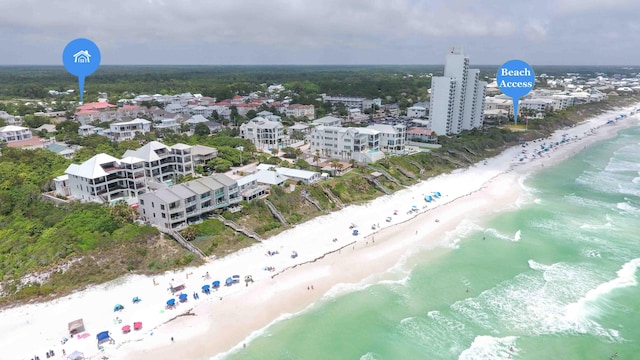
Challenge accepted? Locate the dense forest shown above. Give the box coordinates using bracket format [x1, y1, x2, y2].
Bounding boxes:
[1, 65, 637, 105]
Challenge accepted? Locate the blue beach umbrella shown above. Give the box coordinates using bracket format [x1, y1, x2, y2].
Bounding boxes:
[179, 293, 188, 302]
[202, 284, 210, 292]
[212, 280, 221, 288]
[225, 277, 233, 286]
[166, 299, 176, 306]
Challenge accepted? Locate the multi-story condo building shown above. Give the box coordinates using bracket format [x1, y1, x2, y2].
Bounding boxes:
[367, 124, 407, 154]
[309, 125, 385, 163]
[239, 117, 284, 149]
[429, 47, 487, 135]
[0, 125, 33, 143]
[109, 118, 152, 141]
[64, 153, 148, 204]
[137, 174, 241, 230]
[321, 96, 382, 112]
[285, 104, 315, 119]
[407, 106, 427, 118]
[122, 141, 195, 184]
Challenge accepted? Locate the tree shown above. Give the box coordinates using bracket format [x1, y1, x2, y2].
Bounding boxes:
[181, 226, 198, 241]
[246, 109, 257, 120]
[194, 122, 211, 137]
[271, 147, 279, 157]
[313, 150, 320, 168]
[294, 148, 303, 159]
[210, 110, 220, 121]
[109, 201, 139, 224]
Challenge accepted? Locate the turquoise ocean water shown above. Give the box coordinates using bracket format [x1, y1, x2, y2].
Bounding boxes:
[222, 125, 640, 360]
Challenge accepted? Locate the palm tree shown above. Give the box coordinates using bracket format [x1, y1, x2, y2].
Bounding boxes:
[330, 159, 340, 175]
[294, 148, 303, 159]
[313, 149, 320, 168]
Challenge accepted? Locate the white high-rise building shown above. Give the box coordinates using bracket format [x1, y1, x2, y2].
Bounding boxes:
[429, 47, 487, 135]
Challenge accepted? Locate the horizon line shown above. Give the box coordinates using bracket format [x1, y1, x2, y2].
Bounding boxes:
[0, 64, 639, 68]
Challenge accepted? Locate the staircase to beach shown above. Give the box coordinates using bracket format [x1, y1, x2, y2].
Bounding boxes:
[409, 160, 426, 175]
[301, 190, 323, 211]
[264, 199, 289, 226]
[164, 230, 206, 259]
[364, 175, 391, 195]
[320, 185, 344, 209]
[210, 214, 263, 242]
[365, 165, 403, 186]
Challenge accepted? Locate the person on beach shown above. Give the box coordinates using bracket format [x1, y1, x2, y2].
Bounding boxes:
[171, 337, 174, 343]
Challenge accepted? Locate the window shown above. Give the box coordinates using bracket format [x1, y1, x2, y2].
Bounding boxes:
[162, 213, 166, 218]
[161, 204, 165, 210]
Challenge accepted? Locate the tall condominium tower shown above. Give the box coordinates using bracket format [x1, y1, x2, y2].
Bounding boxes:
[429, 47, 487, 135]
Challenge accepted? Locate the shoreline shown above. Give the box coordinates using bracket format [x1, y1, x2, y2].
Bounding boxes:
[2, 104, 639, 360]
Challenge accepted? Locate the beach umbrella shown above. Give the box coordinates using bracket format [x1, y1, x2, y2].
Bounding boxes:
[232, 275, 240, 283]
[179, 293, 188, 302]
[226, 277, 234, 286]
[202, 284, 210, 293]
[425, 195, 433, 202]
[113, 304, 124, 312]
[133, 322, 143, 330]
[132, 296, 141, 304]
[212, 280, 221, 288]
[121, 325, 131, 333]
[166, 299, 176, 306]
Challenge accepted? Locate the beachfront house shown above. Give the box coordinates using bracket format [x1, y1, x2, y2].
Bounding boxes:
[309, 125, 385, 163]
[64, 153, 148, 204]
[137, 174, 241, 230]
[122, 141, 194, 185]
[239, 117, 284, 149]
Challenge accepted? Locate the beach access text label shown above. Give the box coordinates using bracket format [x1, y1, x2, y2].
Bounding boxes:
[497, 59, 534, 125]
[62, 38, 101, 104]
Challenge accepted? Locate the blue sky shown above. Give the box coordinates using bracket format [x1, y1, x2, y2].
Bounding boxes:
[1, 0, 639, 65]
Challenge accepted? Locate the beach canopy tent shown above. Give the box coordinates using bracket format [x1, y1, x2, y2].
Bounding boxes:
[179, 293, 188, 302]
[68, 319, 85, 335]
[212, 280, 221, 288]
[225, 277, 233, 286]
[166, 299, 176, 306]
[68, 350, 84, 360]
[96, 331, 111, 344]
[133, 322, 143, 330]
[113, 304, 124, 312]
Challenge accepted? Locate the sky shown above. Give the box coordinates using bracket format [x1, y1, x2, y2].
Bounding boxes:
[1, 0, 639, 66]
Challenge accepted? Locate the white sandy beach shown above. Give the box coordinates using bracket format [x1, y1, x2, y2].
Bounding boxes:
[1, 104, 639, 360]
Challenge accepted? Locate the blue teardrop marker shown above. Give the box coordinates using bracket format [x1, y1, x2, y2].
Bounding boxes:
[497, 60, 534, 125]
[62, 38, 101, 104]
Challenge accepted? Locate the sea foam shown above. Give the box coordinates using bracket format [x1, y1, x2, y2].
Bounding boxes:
[458, 335, 518, 360]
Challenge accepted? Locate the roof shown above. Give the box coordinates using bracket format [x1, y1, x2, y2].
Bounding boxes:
[236, 173, 257, 187]
[191, 144, 217, 156]
[368, 124, 403, 133]
[169, 184, 196, 199]
[196, 176, 225, 190]
[153, 188, 181, 203]
[289, 124, 309, 130]
[119, 156, 145, 164]
[313, 116, 342, 125]
[210, 173, 236, 187]
[186, 115, 208, 124]
[0, 125, 28, 132]
[254, 169, 287, 185]
[407, 127, 434, 135]
[275, 167, 318, 180]
[170, 143, 192, 150]
[65, 153, 121, 179]
[183, 179, 210, 194]
[122, 141, 169, 162]
[112, 118, 151, 126]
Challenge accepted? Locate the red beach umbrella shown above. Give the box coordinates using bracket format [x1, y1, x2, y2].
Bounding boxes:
[122, 325, 131, 333]
[133, 322, 143, 330]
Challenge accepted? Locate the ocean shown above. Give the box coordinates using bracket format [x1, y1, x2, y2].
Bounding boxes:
[222, 125, 640, 360]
